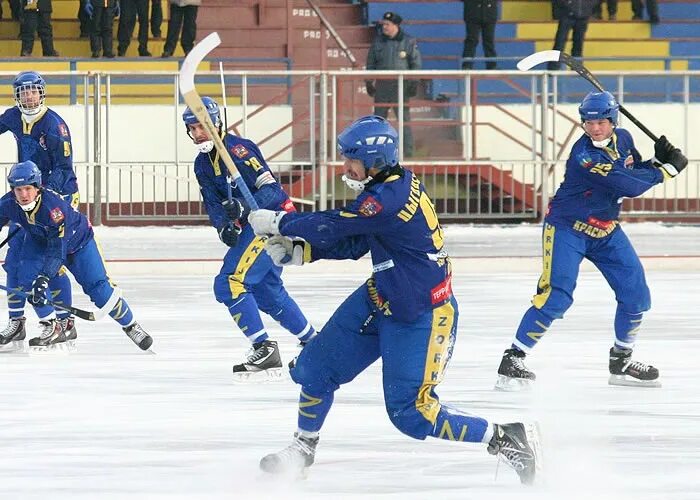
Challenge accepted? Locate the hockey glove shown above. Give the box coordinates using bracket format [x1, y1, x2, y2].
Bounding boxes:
[83, 1, 93, 17]
[365, 80, 376, 97]
[29, 274, 50, 306]
[222, 197, 249, 222]
[265, 235, 306, 266]
[653, 135, 675, 164]
[655, 148, 688, 180]
[248, 209, 286, 236]
[218, 222, 241, 247]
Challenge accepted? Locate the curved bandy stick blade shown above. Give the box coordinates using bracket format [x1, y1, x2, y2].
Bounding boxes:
[517, 50, 561, 71]
[179, 32, 221, 94]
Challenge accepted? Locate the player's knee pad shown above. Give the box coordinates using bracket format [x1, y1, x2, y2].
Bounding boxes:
[255, 288, 290, 317]
[82, 279, 115, 308]
[213, 273, 246, 304]
[537, 286, 574, 319]
[290, 350, 340, 394]
[618, 288, 651, 313]
[385, 403, 431, 440]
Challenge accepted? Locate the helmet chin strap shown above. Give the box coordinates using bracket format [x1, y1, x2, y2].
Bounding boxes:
[591, 135, 613, 149]
[342, 174, 373, 192]
[18, 193, 40, 212]
[21, 104, 46, 122]
[196, 140, 214, 153]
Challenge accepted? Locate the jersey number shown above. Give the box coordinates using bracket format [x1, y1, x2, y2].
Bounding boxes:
[420, 192, 444, 250]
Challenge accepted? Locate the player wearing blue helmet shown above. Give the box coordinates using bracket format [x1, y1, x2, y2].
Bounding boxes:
[496, 91, 688, 390]
[182, 96, 316, 381]
[249, 115, 541, 483]
[0, 72, 81, 348]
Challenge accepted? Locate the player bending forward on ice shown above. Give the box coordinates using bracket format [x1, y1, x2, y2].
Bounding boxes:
[249, 116, 542, 484]
[183, 96, 315, 380]
[0, 161, 153, 350]
[496, 91, 688, 390]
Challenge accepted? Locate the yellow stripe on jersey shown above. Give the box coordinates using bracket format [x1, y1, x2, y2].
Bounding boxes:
[339, 211, 357, 218]
[415, 301, 455, 424]
[437, 420, 469, 441]
[532, 223, 555, 309]
[298, 390, 323, 419]
[228, 236, 266, 298]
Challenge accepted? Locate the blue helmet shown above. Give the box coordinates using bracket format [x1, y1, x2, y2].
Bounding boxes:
[182, 96, 221, 130]
[8, 161, 42, 188]
[579, 91, 619, 126]
[337, 115, 399, 171]
[13, 71, 46, 115]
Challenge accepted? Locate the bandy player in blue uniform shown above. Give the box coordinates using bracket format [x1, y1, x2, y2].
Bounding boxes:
[496, 91, 688, 390]
[249, 116, 541, 484]
[183, 96, 315, 380]
[0, 71, 80, 346]
[0, 161, 152, 350]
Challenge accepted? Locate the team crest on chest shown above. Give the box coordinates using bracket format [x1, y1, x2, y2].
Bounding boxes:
[58, 124, 69, 137]
[231, 145, 249, 159]
[50, 207, 64, 223]
[39, 134, 47, 150]
[358, 196, 382, 217]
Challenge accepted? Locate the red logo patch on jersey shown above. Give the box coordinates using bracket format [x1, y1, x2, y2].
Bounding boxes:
[231, 145, 249, 159]
[58, 124, 69, 137]
[50, 207, 64, 223]
[358, 196, 382, 217]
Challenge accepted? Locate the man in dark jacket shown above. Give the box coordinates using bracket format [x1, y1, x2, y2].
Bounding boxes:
[632, 0, 659, 24]
[548, 0, 597, 70]
[365, 11, 421, 157]
[461, 0, 499, 70]
[19, 0, 58, 56]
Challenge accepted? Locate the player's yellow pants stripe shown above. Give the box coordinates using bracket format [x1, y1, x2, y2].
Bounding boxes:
[298, 390, 323, 419]
[532, 223, 555, 309]
[416, 301, 455, 424]
[228, 236, 265, 299]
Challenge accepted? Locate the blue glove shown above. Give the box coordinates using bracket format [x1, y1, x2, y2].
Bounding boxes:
[83, 1, 93, 18]
[29, 274, 50, 306]
[222, 197, 249, 222]
[218, 222, 241, 247]
[114, 1, 120, 17]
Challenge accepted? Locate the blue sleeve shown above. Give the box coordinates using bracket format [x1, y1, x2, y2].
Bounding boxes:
[38, 203, 69, 278]
[194, 160, 228, 230]
[309, 235, 370, 261]
[44, 118, 74, 194]
[254, 183, 288, 210]
[575, 149, 663, 198]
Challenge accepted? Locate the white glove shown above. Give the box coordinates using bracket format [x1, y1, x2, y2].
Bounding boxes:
[265, 235, 305, 266]
[248, 209, 286, 235]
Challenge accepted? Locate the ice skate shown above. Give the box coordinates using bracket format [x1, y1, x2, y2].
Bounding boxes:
[608, 347, 660, 388]
[495, 348, 536, 391]
[59, 316, 78, 341]
[0, 316, 26, 352]
[123, 322, 153, 350]
[487, 422, 542, 485]
[28, 319, 67, 350]
[260, 432, 319, 476]
[232, 339, 283, 382]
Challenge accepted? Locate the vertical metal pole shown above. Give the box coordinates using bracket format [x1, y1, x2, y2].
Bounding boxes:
[242, 74, 248, 138]
[309, 75, 316, 206]
[540, 73, 550, 222]
[174, 75, 180, 165]
[683, 74, 689, 153]
[92, 74, 102, 226]
[397, 72, 404, 161]
[463, 74, 470, 161]
[319, 73, 328, 210]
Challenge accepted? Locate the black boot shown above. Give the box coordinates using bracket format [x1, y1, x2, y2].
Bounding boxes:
[609, 347, 660, 387]
[487, 423, 542, 485]
[495, 348, 535, 390]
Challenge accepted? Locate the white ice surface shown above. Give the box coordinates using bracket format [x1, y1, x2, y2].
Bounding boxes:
[1, 223, 699, 499]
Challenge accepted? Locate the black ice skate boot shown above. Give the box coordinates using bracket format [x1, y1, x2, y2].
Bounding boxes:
[59, 316, 78, 341]
[608, 347, 660, 387]
[495, 348, 536, 391]
[487, 422, 542, 485]
[232, 339, 283, 381]
[28, 319, 67, 347]
[260, 432, 319, 476]
[123, 322, 153, 350]
[0, 316, 26, 351]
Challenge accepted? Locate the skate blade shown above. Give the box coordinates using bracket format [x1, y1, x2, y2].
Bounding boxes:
[232, 367, 285, 383]
[494, 375, 533, 392]
[0, 340, 27, 354]
[29, 340, 76, 354]
[608, 374, 661, 388]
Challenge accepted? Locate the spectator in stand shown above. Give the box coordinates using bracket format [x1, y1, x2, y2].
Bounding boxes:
[365, 11, 421, 157]
[150, 0, 162, 37]
[461, 0, 499, 70]
[593, 0, 617, 20]
[117, 0, 152, 56]
[632, 0, 659, 24]
[548, 0, 597, 70]
[160, 0, 199, 58]
[19, 0, 59, 56]
[85, 0, 119, 58]
[1, 0, 22, 20]
[77, 0, 90, 37]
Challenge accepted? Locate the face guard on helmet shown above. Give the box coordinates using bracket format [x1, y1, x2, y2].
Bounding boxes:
[337, 115, 399, 192]
[182, 96, 222, 154]
[8, 160, 42, 212]
[13, 71, 46, 117]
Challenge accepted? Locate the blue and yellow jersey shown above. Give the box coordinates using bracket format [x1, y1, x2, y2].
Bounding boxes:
[0, 107, 78, 196]
[0, 189, 92, 278]
[278, 168, 452, 323]
[193, 133, 294, 231]
[546, 128, 664, 238]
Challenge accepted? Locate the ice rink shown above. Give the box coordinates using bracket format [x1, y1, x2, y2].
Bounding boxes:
[1, 223, 699, 500]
